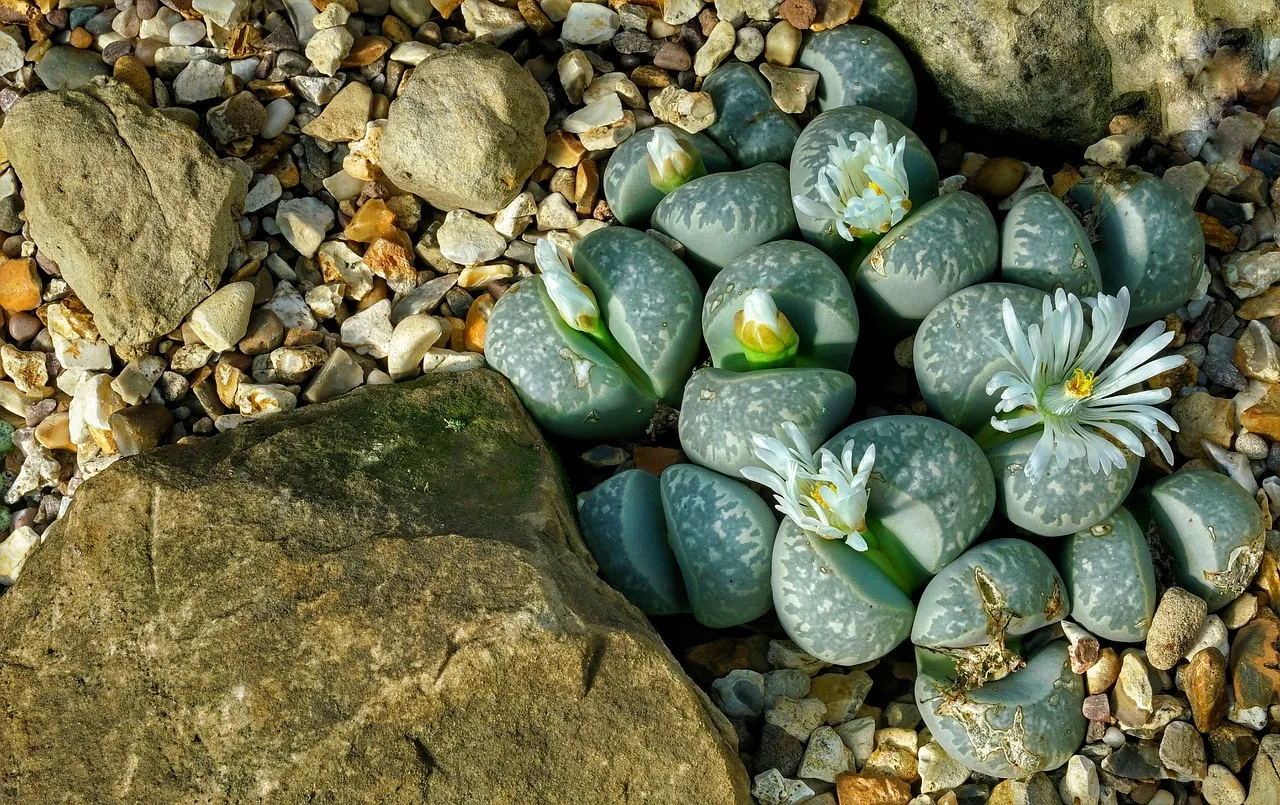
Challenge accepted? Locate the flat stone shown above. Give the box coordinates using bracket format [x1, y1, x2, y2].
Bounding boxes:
[34, 46, 110, 90]
[0, 372, 752, 802]
[1244, 734, 1279, 805]
[3, 80, 247, 346]
[188, 281, 255, 353]
[561, 2, 618, 44]
[437, 210, 506, 265]
[764, 696, 827, 742]
[301, 82, 372, 143]
[275, 197, 334, 258]
[758, 63, 818, 114]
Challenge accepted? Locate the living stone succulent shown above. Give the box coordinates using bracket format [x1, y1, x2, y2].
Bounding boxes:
[601, 125, 734, 227]
[1001, 190, 1103, 297]
[795, 25, 919, 123]
[702, 62, 801, 168]
[703, 240, 859, 372]
[1056, 506, 1158, 642]
[1066, 167, 1205, 327]
[651, 163, 798, 282]
[485, 226, 701, 439]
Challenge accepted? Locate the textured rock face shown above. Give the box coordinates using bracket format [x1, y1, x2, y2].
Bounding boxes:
[381, 44, 549, 215]
[0, 370, 750, 804]
[865, 0, 1280, 145]
[2, 78, 247, 346]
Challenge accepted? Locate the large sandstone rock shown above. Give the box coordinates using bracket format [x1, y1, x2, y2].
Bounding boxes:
[381, 43, 549, 215]
[2, 78, 247, 346]
[0, 370, 749, 803]
[865, 0, 1280, 145]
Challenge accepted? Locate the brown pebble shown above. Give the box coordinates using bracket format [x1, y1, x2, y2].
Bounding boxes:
[109, 403, 174, 457]
[517, 0, 554, 36]
[238, 309, 285, 356]
[7, 311, 41, 343]
[575, 159, 599, 216]
[113, 55, 154, 104]
[0, 258, 42, 313]
[545, 130, 587, 169]
[69, 27, 92, 49]
[1186, 647, 1228, 733]
[34, 411, 73, 452]
[1197, 212, 1239, 251]
[834, 772, 910, 805]
[631, 64, 672, 88]
[634, 446, 684, 476]
[1229, 607, 1280, 710]
[464, 294, 491, 354]
[779, 0, 817, 30]
[652, 41, 691, 72]
[341, 35, 392, 68]
[973, 156, 1027, 200]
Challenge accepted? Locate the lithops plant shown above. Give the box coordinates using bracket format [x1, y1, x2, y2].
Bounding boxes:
[1056, 506, 1157, 642]
[854, 190, 998, 335]
[790, 106, 938, 269]
[916, 640, 1086, 778]
[755, 416, 995, 665]
[1001, 191, 1102, 297]
[660, 463, 777, 627]
[679, 366, 856, 477]
[912, 539, 1067, 688]
[485, 227, 701, 439]
[702, 62, 801, 168]
[703, 240, 859, 372]
[601, 125, 733, 227]
[981, 287, 1185, 536]
[577, 469, 689, 616]
[1066, 168, 1204, 326]
[914, 282, 1048, 435]
[795, 24, 918, 123]
[1140, 470, 1267, 612]
[576, 464, 777, 628]
[652, 162, 798, 281]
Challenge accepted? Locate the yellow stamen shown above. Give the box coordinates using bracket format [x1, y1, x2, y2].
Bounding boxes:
[869, 181, 884, 195]
[1064, 368, 1096, 399]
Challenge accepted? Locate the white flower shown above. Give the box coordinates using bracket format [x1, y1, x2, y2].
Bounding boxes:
[741, 422, 877, 551]
[535, 238, 599, 333]
[986, 287, 1185, 478]
[646, 128, 703, 192]
[735, 288, 798, 357]
[792, 119, 912, 240]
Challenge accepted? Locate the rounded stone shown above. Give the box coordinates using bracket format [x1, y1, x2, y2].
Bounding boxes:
[1065, 168, 1204, 327]
[660, 463, 777, 629]
[702, 240, 858, 372]
[855, 190, 998, 335]
[795, 24, 917, 123]
[1145, 587, 1208, 670]
[678, 366, 856, 478]
[652, 163, 797, 281]
[601, 125, 733, 227]
[914, 282, 1048, 435]
[823, 415, 995, 583]
[985, 431, 1139, 538]
[790, 105, 938, 269]
[1057, 506, 1157, 643]
[1001, 191, 1103, 298]
[381, 43, 550, 215]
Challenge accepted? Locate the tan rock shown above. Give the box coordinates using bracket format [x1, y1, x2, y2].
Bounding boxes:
[834, 772, 911, 805]
[301, 81, 372, 143]
[1172, 391, 1235, 459]
[0, 371, 750, 803]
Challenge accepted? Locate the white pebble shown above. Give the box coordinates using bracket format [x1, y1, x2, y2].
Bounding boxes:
[437, 210, 506, 265]
[560, 2, 619, 45]
[188, 281, 255, 353]
[388, 315, 444, 379]
[1059, 755, 1099, 805]
[563, 93, 623, 133]
[172, 59, 227, 104]
[260, 97, 296, 139]
[0, 526, 41, 586]
[244, 174, 283, 214]
[275, 197, 334, 258]
[340, 299, 393, 359]
[169, 19, 207, 46]
[192, 0, 248, 29]
[305, 26, 354, 77]
[422, 349, 485, 373]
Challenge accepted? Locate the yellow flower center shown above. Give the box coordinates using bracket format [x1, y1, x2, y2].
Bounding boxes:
[1064, 368, 1096, 399]
[869, 181, 884, 196]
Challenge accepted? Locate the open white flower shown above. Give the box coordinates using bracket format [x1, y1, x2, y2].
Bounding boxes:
[646, 128, 704, 193]
[986, 287, 1185, 478]
[792, 119, 911, 240]
[741, 422, 877, 551]
[535, 238, 600, 334]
